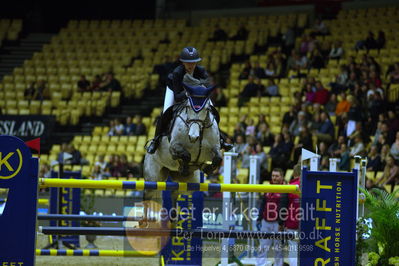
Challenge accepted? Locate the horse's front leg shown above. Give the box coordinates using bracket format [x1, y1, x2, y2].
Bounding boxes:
[202, 146, 222, 176]
[169, 142, 191, 176]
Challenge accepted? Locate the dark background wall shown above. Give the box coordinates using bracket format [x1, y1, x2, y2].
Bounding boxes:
[0, 0, 156, 33]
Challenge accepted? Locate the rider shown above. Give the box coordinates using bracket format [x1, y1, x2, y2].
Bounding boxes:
[146, 46, 233, 154]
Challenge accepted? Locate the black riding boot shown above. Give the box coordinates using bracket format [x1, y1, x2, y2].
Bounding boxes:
[220, 130, 234, 151]
[146, 116, 163, 154]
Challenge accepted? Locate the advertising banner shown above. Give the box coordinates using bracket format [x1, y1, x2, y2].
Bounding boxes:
[0, 115, 56, 140]
[299, 168, 357, 266]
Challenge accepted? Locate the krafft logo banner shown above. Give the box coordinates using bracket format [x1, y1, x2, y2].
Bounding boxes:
[0, 136, 38, 265]
[161, 191, 203, 265]
[300, 168, 357, 266]
[0, 115, 55, 140]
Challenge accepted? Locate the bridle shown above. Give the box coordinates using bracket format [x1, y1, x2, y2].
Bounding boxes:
[177, 102, 216, 165]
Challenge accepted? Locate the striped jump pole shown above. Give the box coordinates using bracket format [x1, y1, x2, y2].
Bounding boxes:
[36, 249, 157, 257]
[1, 198, 48, 205]
[38, 198, 49, 205]
[37, 214, 154, 222]
[39, 226, 297, 240]
[39, 178, 300, 194]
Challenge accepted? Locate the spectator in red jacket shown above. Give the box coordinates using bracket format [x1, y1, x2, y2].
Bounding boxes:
[257, 168, 288, 266]
[314, 81, 329, 105]
[285, 164, 301, 266]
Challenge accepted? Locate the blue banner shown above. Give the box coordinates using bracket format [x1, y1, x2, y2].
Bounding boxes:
[161, 191, 203, 265]
[0, 135, 38, 266]
[299, 168, 357, 266]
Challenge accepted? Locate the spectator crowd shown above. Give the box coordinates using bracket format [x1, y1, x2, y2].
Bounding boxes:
[211, 17, 399, 191]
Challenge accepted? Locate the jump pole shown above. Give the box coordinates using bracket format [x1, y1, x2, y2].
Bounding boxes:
[39, 178, 300, 193]
[39, 226, 297, 239]
[36, 249, 157, 257]
[38, 214, 155, 222]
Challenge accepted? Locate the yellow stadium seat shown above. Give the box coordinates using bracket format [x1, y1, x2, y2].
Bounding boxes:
[29, 101, 41, 114]
[270, 97, 280, 104]
[107, 144, 117, 153]
[98, 134, 109, 144]
[110, 136, 119, 145]
[248, 97, 260, 106]
[230, 107, 239, 116]
[97, 145, 107, 155]
[270, 116, 281, 125]
[82, 166, 91, 177]
[117, 144, 126, 154]
[92, 126, 103, 136]
[228, 98, 238, 107]
[72, 136, 82, 146]
[249, 106, 260, 115]
[134, 155, 143, 163]
[259, 106, 270, 114]
[127, 136, 138, 145]
[271, 126, 281, 134]
[366, 171, 375, 181]
[88, 144, 97, 154]
[91, 135, 100, 145]
[240, 107, 249, 114]
[260, 97, 269, 105]
[18, 100, 29, 109]
[285, 169, 293, 182]
[237, 168, 249, 184]
[270, 106, 280, 114]
[51, 144, 61, 155]
[102, 127, 110, 135]
[82, 136, 91, 144]
[18, 108, 30, 115]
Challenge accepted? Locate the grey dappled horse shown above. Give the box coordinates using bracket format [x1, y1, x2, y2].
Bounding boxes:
[143, 83, 222, 210]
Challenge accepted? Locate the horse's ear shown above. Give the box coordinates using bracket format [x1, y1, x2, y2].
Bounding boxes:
[205, 85, 217, 96]
[182, 83, 195, 95]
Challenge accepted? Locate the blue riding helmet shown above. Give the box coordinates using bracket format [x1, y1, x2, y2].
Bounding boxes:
[180, 47, 202, 63]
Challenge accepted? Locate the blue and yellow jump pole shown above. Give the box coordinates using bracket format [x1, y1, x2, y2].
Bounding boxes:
[39, 178, 300, 194]
[38, 214, 152, 222]
[36, 249, 157, 257]
[39, 226, 297, 240]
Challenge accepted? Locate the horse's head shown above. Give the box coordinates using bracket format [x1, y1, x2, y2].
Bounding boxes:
[182, 83, 216, 142]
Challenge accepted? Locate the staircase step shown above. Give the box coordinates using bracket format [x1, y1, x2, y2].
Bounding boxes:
[0, 62, 24, 68]
[0, 59, 26, 64]
[1, 54, 29, 59]
[0, 33, 54, 80]
[5, 47, 41, 53]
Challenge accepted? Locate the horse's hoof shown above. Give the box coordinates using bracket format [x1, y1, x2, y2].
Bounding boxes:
[203, 165, 214, 176]
[181, 170, 190, 177]
[180, 166, 190, 177]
